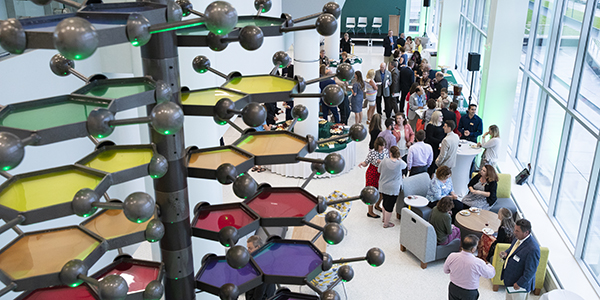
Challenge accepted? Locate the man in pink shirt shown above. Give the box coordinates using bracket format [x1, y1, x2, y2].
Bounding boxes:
[444, 234, 496, 300]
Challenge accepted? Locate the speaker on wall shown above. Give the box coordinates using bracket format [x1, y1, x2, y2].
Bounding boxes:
[467, 52, 480, 71]
[423, 0, 430, 7]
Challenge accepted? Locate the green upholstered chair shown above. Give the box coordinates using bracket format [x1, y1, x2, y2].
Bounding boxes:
[471, 172, 517, 217]
[490, 243, 549, 295]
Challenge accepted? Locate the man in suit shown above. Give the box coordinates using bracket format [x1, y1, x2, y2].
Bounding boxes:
[374, 62, 391, 116]
[500, 219, 540, 300]
[387, 60, 401, 118]
[436, 120, 459, 169]
[397, 32, 406, 47]
[383, 30, 397, 64]
[431, 71, 449, 99]
[440, 96, 456, 124]
[407, 85, 425, 131]
[399, 60, 415, 112]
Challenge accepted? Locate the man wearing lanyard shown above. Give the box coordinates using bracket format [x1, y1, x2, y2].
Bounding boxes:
[374, 62, 391, 116]
[500, 219, 540, 300]
[407, 86, 425, 132]
[383, 30, 398, 64]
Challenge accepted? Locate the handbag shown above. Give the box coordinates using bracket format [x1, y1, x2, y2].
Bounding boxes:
[515, 163, 531, 185]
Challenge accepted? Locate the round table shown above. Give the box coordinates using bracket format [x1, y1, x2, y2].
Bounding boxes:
[539, 289, 585, 300]
[404, 195, 428, 209]
[452, 140, 482, 197]
[455, 209, 500, 239]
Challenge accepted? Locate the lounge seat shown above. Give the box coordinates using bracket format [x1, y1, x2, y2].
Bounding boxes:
[490, 243, 549, 295]
[396, 172, 431, 220]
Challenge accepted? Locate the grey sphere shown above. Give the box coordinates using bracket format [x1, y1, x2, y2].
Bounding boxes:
[323, 223, 344, 245]
[323, 153, 345, 174]
[337, 265, 354, 282]
[123, 192, 155, 223]
[204, 1, 238, 36]
[207, 32, 229, 51]
[0, 19, 26, 54]
[143, 280, 164, 300]
[49, 54, 74, 77]
[154, 80, 172, 103]
[360, 186, 379, 205]
[87, 108, 115, 138]
[72, 188, 99, 217]
[145, 219, 165, 242]
[310, 162, 326, 175]
[0, 132, 25, 171]
[322, 2, 341, 19]
[322, 84, 344, 107]
[366, 247, 385, 267]
[306, 134, 317, 153]
[254, 0, 272, 13]
[214, 98, 236, 120]
[126, 14, 151, 47]
[216, 163, 237, 185]
[322, 253, 333, 271]
[53, 17, 99, 60]
[241, 102, 266, 128]
[232, 174, 258, 199]
[321, 290, 340, 300]
[226, 245, 250, 269]
[166, 0, 183, 23]
[98, 274, 129, 300]
[148, 154, 168, 179]
[325, 210, 342, 224]
[219, 283, 239, 300]
[176, 0, 193, 17]
[294, 75, 306, 93]
[59, 259, 88, 286]
[316, 196, 327, 214]
[218, 226, 239, 247]
[335, 63, 354, 82]
[272, 51, 290, 68]
[239, 25, 264, 51]
[30, 0, 52, 5]
[192, 55, 211, 73]
[291, 104, 308, 121]
[150, 102, 184, 135]
[348, 123, 367, 141]
[315, 13, 337, 36]
[214, 113, 228, 125]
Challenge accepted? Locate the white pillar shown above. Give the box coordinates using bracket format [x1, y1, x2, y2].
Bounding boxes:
[478, 0, 529, 162]
[293, 30, 320, 138]
[436, 0, 461, 68]
[323, 21, 341, 58]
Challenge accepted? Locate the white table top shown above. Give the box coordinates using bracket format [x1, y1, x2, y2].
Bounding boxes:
[404, 195, 429, 208]
[539, 289, 585, 300]
[457, 140, 483, 156]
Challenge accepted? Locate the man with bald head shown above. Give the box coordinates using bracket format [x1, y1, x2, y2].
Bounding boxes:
[374, 62, 391, 116]
[431, 71, 449, 99]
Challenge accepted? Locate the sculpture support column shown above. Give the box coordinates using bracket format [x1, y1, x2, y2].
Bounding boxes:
[323, 18, 340, 57]
[293, 30, 320, 139]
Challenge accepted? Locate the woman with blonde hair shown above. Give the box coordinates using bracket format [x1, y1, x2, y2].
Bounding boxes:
[480, 207, 515, 261]
[478, 125, 501, 167]
[414, 37, 423, 53]
[350, 70, 365, 124]
[364, 69, 378, 122]
[425, 110, 445, 175]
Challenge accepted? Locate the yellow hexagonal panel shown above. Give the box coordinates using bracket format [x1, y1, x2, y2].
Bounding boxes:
[223, 76, 296, 94]
[83, 148, 153, 173]
[83, 210, 151, 240]
[181, 88, 245, 106]
[236, 134, 306, 156]
[189, 148, 250, 170]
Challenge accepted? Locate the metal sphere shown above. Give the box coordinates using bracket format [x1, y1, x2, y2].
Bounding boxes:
[291, 104, 309, 121]
[321, 290, 340, 300]
[254, 0, 272, 13]
[325, 210, 342, 224]
[294, 75, 306, 93]
[0, 132, 24, 171]
[143, 280, 164, 300]
[30, 0, 52, 5]
[322, 253, 333, 271]
[323, 223, 344, 245]
[49, 54, 74, 77]
[126, 14, 151, 47]
[360, 186, 379, 205]
[207, 32, 229, 51]
[53, 17, 99, 60]
[348, 123, 367, 141]
[323, 153, 345, 174]
[204, 1, 238, 36]
[322, 2, 341, 19]
[315, 13, 337, 36]
[166, 0, 183, 22]
[226, 245, 250, 269]
[241, 102, 267, 128]
[366, 247, 385, 267]
[148, 154, 168, 179]
[123, 192, 155, 223]
[98, 274, 129, 300]
[72, 188, 99, 217]
[219, 283, 239, 300]
[216, 163, 237, 185]
[214, 113, 228, 125]
[232, 174, 258, 199]
[306, 134, 317, 153]
[87, 108, 115, 138]
[310, 162, 326, 175]
[272, 51, 290, 68]
[239, 25, 264, 51]
[335, 63, 354, 82]
[155, 80, 172, 103]
[0, 19, 26, 54]
[176, 0, 193, 17]
[192, 55, 211, 74]
[322, 84, 344, 107]
[337, 265, 354, 282]
[150, 102, 184, 135]
[145, 219, 165, 243]
[59, 259, 88, 286]
[219, 226, 239, 247]
[214, 98, 236, 120]
[316, 195, 327, 214]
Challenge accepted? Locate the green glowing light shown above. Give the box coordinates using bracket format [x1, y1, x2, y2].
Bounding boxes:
[70, 282, 82, 288]
[150, 22, 205, 34]
[225, 244, 230, 247]
[74, 55, 82, 60]
[217, 30, 222, 34]
[200, 69, 206, 73]
[262, 8, 266, 12]
[136, 219, 143, 223]
[2, 166, 10, 171]
[329, 170, 335, 174]
[175, 277, 178, 280]
[342, 279, 347, 282]
[97, 135, 104, 138]
[342, 79, 346, 81]
[150, 239, 156, 242]
[370, 264, 377, 267]
[83, 214, 90, 217]
[164, 130, 171, 134]
[365, 202, 371, 205]
[151, 175, 158, 178]
[63, 72, 68, 75]
[298, 118, 302, 121]
[183, 11, 190, 17]
[219, 121, 227, 125]
[327, 240, 334, 245]
[239, 173, 244, 176]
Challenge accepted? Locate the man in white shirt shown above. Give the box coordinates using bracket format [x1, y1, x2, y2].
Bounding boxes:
[436, 120, 459, 169]
[407, 130, 433, 176]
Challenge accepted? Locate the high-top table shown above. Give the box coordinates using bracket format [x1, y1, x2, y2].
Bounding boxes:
[452, 140, 482, 197]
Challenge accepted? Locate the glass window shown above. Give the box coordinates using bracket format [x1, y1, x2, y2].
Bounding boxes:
[555, 121, 595, 245]
[482, 0, 491, 32]
[532, 99, 565, 204]
[517, 81, 541, 165]
[509, 70, 524, 151]
[583, 181, 600, 286]
[531, 0, 556, 78]
[575, 3, 600, 129]
[467, 0, 476, 20]
[522, 1, 535, 65]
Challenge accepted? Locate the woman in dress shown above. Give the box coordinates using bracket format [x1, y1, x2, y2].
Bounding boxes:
[340, 33, 352, 54]
[399, 46, 409, 67]
[478, 125, 501, 168]
[483, 207, 515, 262]
[368, 114, 382, 150]
[461, 165, 499, 210]
[365, 69, 378, 122]
[359, 137, 389, 218]
[414, 37, 423, 53]
[410, 50, 422, 67]
[404, 36, 414, 53]
[426, 166, 463, 220]
[429, 196, 461, 245]
[393, 113, 414, 162]
[351, 70, 365, 125]
[425, 111, 445, 175]
[378, 146, 407, 228]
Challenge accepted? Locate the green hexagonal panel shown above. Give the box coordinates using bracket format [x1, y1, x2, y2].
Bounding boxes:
[82, 148, 154, 174]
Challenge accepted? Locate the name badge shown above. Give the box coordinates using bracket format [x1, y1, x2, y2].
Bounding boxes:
[513, 255, 520, 263]
[470, 122, 474, 126]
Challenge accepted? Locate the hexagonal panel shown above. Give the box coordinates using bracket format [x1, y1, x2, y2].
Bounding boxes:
[187, 146, 254, 179]
[81, 209, 156, 250]
[73, 77, 157, 112]
[0, 166, 109, 225]
[233, 131, 309, 165]
[245, 187, 318, 227]
[195, 255, 262, 296]
[223, 75, 296, 94]
[77, 145, 155, 184]
[252, 239, 323, 284]
[177, 16, 286, 46]
[92, 257, 164, 297]
[269, 290, 319, 300]
[191, 203, 260, 242]
[181, 88, 249, 116]
[0, 226, 106, 291]
[16, 284, 99, 300]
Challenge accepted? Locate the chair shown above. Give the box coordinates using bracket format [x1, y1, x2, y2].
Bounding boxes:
[490, 243, 549, 295]
[371, 17, 383, 35]
[396, 172, 431, 219]
[357, 17, 368, 34]
[345, 17, 356, 34]
[399, 208, 461, 269]
[470, 172, 518, 218]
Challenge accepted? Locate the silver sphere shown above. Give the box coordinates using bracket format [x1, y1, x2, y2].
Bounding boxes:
[123, 192, 155, 224]
[360, 186, 379, 205]
[348, 123, 367, 141]
[214, 98, 236, 120]
[218, 226, 239, 247]
[272, 51, 290, 68]
[294, 75, 306, 93]
[145, 219, 165, 242]
[310, 162, 326, 175]
[50, 54, 74, 77]
[239, 25, 264, 51]
[192, 55, 211, 73]
[0, 132, 25, 171]
[315, 13, 337, 36]
[176, 0, 193, 17]
[155, 80, 172, 103]
[166, 0, 184, 22]
[30, 0, 52, 4]
[226, 245, 250, 269]
[336, 63, 354, 82]
[322, 253, 333, 271]
[254, 0, 272, 13]
[366, 247, 385, 267]
[98, 274, 129, 300]
[325, 210, 342, 224]
[143, 280, 164, 300]
[322, 2, 341, 19]
[86, 108, 115, 138]
[291, 104, 308, 121]
[322, 84, 344, 107]
[306, 134, 317, 153]
[216, 163, 237, 185]
[316, 195, 327, 214]
[150, 102, 184, 135]
[59, 259, 88, 286]
[219, 283, 239, 300]
[323, 152, 345, 174]
[207, 32, 229, 51]
[321, 290, 340, 300]
[232, 174, 258, 199]
[323, 223, 344, 245]
[0, 19, 26, 54]
[241, 102, 267, 128]
[126, 14, 151, 47]
[72, 188, 99, 217]
[148, 154, 168, 179]
[53, 17, 99, 60]
[204, 1, 238, 36]
[337, 265, 354, 282]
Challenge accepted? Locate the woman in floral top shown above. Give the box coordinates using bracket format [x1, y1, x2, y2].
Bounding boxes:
[359, 136, 389, 218]
[425, 166, 463, 222]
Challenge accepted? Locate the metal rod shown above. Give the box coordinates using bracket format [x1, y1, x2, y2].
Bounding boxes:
[331, 256, 365, 264]
[296, 156, 323, 164]
[255, 4, 264, 17]
[208, 67, 228, 79]
[310, 231, 323, 244]
[92, 202, 123, 210]
[306, 74, 335, 85]
[325, 277, 343, 291]
[189, 9, 204, 17]
[326, 196, 360, 206]
[55, 0, 82, 8]
[78, 274, 100, 286]
[103, 193, 111, 202]
[301, 220, 324, 231]
[0, 283, 16, 297]
[318, 133, 349, 144]
[0, 171, 12, 179]
[87, 135, 100, 146]
[117, 248, 124, 255]
[21, 133, 40, 146]
[261, 227, 272, 237]
[149, 17, 204, 33]
[292, 12, 321, 24]
[12, 226, 23, 235]
[226, 120, 244, 133]
[69, 68, 89, 83]
[109, 116, 152, 127]
[287, 118, 298, 132]
[280, 24, 317, 33]
[304, 280, 323, 295]
[301, 170, 317, 189]
[0, 215, 25, 235]
[289, 93, 322, 98]
[269, 66, 279, 75]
